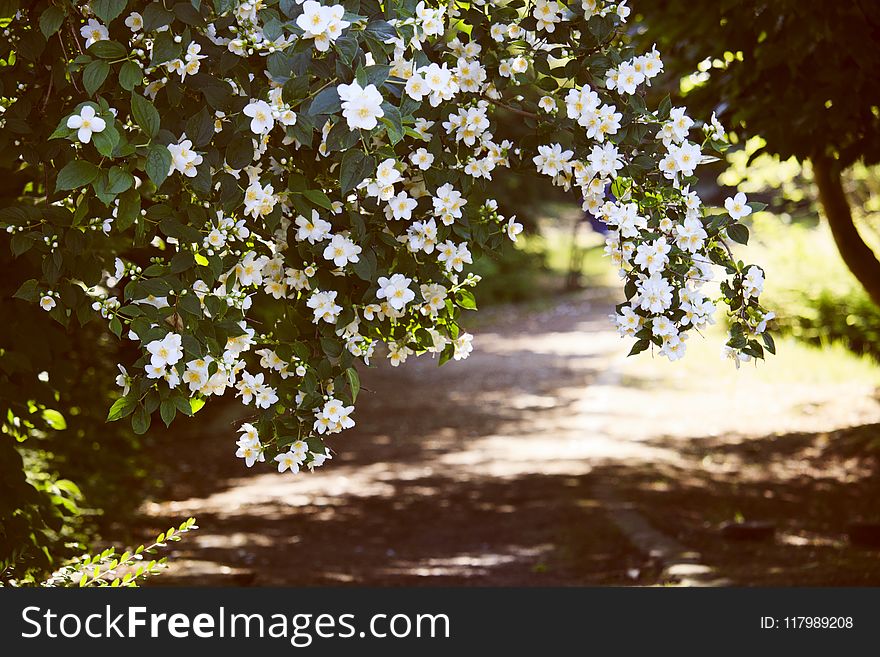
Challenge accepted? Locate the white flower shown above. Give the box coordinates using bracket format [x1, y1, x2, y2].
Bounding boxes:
[243, 100, 274, 134]
[322, 233, 362, 267]
[307, 290, 343, 324]
[235, 433, 264, 467]
[337, 81, 384, 131]
[274, 451, 301, 474]
[66, 105, 106, 144]
[743, 265, 764, 298]
[409, 147, 434, 170]
[146, 333, 183, 368]
[636, 274, 674, 314]
[437, 240, 472, 272]
[80, 19, 108, 47]
[633, 237, 671, 275]
[125, 12, 143, 31]
[725, 192, 752, 221]
[588, 142, 624, 177]
[387, 191, 418, 221]
[295, 210, 332, 244]
[615, 306, 643, 337]
[376, 273, 415, 311]
[506, 215, 523, 242]
[39, 295, 55, 311]
[453, 332, 474, 360]
[167, 137, 203, 177]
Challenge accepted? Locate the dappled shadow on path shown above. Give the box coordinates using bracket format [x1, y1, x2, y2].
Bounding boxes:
[129, 289, 880, 586]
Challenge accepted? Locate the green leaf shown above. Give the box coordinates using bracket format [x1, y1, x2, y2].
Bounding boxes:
[302, 189, 333, 210]
[309, 86, 341, 115]
[91, 0, 128, 24]
[132, 404, 151, 434]
[142, 3, 174, 31]
[727, 223, 750, 245]
[149, 30, 179, 66]
[131, 93, 161, 138]
[119, 60, 143, 91]
[185, 106, 214, 147]
[116, 187, 141, 231]
[107, 396, 137, 421]
[340, 150, 373, 194]
[173, 395, 194, 416]
[88, 40, 129, 60]
[10, 234, 33, 257]
[41, 409, 67, 430]
[628, 339, 650, 356]
[456, 289, 477, 310]
[145, 143, 172, 189]
[107, 166, 134, 194]
[225, 135, 253, 169]
[380, 103, 403, 145]
[173, 1, 205, 26]
[13, 279, 39, 302]
[39, 6, 65, 38]
[83, 60, 111, 96]
[351, 246, 376, 281]
[92, 121, 121, 158]
[159, 399, 176, 427]
[365, 20, 397, 42]
[747, 201, 767, 213]
[56, 160, 100, 192]
[346, 367, 360, 403]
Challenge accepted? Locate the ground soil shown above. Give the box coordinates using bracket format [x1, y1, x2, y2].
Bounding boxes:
[122, 289, 880, 586]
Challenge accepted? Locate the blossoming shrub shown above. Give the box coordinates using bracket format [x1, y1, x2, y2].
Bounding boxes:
[1, 0, 774, 476]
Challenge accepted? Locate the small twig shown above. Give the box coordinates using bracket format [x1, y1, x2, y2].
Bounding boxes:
[479, 94, 538, 119]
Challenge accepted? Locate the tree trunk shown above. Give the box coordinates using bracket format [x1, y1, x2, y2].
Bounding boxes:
[811, 153, 880, 307]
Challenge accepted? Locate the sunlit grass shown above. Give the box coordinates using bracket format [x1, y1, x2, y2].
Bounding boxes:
[620, 318, 880, 388]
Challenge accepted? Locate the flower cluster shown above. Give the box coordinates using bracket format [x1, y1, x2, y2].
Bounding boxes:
[3, 0, 772, 476]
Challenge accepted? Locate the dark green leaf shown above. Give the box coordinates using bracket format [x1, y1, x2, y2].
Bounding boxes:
[39, 6, 65, 38]
[145, 143, 172, 189]
[727, 223, 749, 245]
[56, 160, 100, 191]
[131, 404, 151, 434]
[88, 40, 129, 60]
[309, 86, 341, 115]
[91, 0, 128, 24]
[119, 60, 143, 91]
[131, 93, 161, 138]
[83, 60, 111, 96]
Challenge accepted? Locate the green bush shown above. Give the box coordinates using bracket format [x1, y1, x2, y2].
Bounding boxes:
[750, 215, 880, 362]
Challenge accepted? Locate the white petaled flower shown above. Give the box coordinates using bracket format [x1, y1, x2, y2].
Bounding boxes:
[274, 451, 301, 474]
[146, 333, 184, 369]
[39, 295, 55, 311]
[725, 192, 752, 221]
[322, 233, 362, 267]
[506, 215, 523, 242]
[125, 12, 143, 31]
[387, 191, 418, 221]
[167, 137, 203, 177]
[409, 148, 434, 170]
[742, 265, 764, 299]
[244, 100, 275, 134]
[295, 210, 332, 244]
[376, 273, 415, 311]
[66, 105, 106, 144]
[337, 81, 384, 131]
[80, 19, 108, 47]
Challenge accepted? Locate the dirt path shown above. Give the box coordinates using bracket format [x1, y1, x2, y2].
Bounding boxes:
[138, 290, 880, 586]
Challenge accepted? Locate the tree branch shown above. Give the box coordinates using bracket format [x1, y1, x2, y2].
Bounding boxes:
[812, 152, 880, 307]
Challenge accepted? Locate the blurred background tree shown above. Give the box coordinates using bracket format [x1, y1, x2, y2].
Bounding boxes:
[632, 0, 880, 306]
